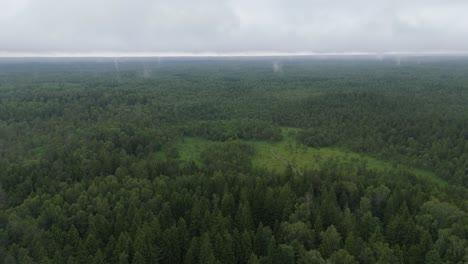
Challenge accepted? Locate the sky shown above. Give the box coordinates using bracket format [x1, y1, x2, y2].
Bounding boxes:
[1, 0, 468, 56]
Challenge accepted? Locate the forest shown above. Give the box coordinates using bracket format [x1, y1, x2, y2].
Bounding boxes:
[0, 56, 467, 263]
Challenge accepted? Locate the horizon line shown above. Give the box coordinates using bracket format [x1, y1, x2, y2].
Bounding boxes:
[2, 51, 468, 58]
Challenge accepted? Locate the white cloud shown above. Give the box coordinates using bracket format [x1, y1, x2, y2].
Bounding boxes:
[0, 0, 467, 54]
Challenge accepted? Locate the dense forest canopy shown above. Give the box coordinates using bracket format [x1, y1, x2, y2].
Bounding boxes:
[0, 56, 467, 263]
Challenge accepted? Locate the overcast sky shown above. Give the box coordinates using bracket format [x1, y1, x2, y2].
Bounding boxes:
[1, 0, 468, 56]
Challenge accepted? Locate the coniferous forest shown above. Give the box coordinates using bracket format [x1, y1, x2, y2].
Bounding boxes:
[0, 57, 467, 263]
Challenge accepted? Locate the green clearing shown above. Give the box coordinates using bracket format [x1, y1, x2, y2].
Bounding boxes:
[252, 129, 445, 185]
[161, 127, 444, 185]
[175, 137, 206, 167]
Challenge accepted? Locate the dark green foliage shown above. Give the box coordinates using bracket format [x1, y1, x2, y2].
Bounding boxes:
[293, 92, 468, 186]
[185, 119, 282, 142]
[0, 57, 467, 263]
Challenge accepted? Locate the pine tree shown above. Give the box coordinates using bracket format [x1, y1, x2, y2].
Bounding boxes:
[221, 191, 235, 217]
[298, 249, 325, 264]
[247, 253, 260, 264]
[239, 230, 253, 263]
[85, 233, 99, 256]
[118, 253, 129, 264]
[114, 232, 131, 259]
[236, 202, 254, 231]
[177, 218, 190, 256]
[328, 249, 357, 264]
[272, 244, 294, 264]
[132, 252, 145, 264]
[68, 225, 81, 251]
[221, 232, 236, 264]
[189, 199, 202, 236]
[254, 223, 273, 257]
[339, 207, 355, 236]
[184, 237, 199, 264]
[92, 249, 105, 264]
[343, 232, 364, 259]
[319, 225, 342, 258]
[199, 233, 217, 264]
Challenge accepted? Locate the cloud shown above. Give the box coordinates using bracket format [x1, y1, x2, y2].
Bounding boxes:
[0, 0, 468, 54]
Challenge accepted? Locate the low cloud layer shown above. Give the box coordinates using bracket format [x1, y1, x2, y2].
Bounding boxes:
[1, 0, 468, 55]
